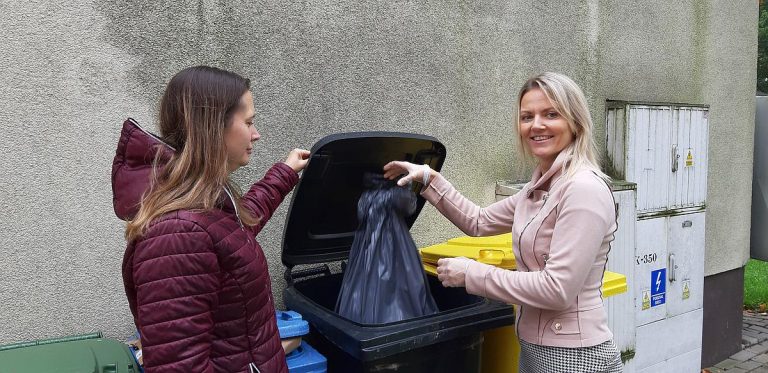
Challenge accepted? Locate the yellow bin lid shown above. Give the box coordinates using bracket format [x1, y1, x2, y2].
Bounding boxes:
[419, 233, 627, 298]
[601, 271, 628, 297]
[423, 262, 627, 298]
[445, 233, 514, 248]
[419, 233, 516, 269]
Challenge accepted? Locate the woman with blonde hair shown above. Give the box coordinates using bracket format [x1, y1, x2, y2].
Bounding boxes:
[385, 72, 623, 372]
[112, 66, 309, 372]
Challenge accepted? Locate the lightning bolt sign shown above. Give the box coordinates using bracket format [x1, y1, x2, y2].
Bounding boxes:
[650, 268, 667, 307]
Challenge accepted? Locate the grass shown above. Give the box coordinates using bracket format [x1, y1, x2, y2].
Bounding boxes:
[744, 259, 768, 310]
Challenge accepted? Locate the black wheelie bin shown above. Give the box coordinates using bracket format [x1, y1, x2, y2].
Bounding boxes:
[282, 132, 515, 373]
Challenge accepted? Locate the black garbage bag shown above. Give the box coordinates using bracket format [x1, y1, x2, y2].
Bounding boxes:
[335, 173, 439, 324]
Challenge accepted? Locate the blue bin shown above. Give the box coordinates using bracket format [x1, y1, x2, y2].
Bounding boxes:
[276, 310, 327, 373]
[276, 310, 310, 339]
[286, 342, 327, 373]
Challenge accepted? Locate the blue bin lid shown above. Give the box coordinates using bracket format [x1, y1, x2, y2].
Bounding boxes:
[286, 341, 327, 373]
[276, 310, 310, 338]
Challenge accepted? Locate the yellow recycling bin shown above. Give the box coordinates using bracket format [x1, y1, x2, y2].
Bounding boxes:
[419, 233, 627, 373]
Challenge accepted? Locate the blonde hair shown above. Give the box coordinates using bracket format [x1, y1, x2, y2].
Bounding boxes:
[125, 66, 259, 242]
[516, 72, 608, 180]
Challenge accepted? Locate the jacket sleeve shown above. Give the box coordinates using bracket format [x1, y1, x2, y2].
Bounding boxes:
[464, 176, 615, 310]
[420, 172, 520, 237]
[242, 163, 299, 235]
[133, 218, 219, 373]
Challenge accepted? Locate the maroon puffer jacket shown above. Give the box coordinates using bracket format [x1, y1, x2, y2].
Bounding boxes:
[112, 118, 294, 373]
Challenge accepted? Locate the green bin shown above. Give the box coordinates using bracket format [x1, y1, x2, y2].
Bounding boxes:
[0, 332, 140, 373]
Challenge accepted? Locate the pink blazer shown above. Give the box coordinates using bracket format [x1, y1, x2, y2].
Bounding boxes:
[421, 151, 617, 348]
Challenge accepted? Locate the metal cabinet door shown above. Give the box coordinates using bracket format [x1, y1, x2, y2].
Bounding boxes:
[635, 217, 668, 326]
[670, 107, 709, 210]
[665, 212, 705, 318]
[628, 105, 673, 214]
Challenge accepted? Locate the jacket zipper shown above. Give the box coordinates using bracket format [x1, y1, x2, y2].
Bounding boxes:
[230, 189, 267, 372]
[517, 197, 546, 271]
[514, 197, 545, 338]
[517, 175, 562, 269]
[225, 184, 275, 307]
[223, 186, 245, 230]
[514, 176, 562, 339]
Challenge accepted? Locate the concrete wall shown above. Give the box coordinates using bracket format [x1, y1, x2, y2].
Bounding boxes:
[0, 0, 756, 343]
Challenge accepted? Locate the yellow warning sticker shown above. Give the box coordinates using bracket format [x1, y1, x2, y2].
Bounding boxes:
[642, 290, 651, 310]
[686, 149, 694, 167]
[682, 280, 690, 300]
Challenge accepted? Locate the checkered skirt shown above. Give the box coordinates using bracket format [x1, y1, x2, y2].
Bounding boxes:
[518, 339, 623, 373]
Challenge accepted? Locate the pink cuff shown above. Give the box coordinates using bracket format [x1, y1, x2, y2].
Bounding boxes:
[420, 173, 451, 203]
[464, 260, 494, 298]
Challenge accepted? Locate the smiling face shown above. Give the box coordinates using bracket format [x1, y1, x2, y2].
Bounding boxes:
[224, 91, 259, 173]
[518, 88, 574, 172]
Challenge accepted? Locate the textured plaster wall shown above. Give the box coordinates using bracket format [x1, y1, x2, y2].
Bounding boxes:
[0, 0, 756, 343]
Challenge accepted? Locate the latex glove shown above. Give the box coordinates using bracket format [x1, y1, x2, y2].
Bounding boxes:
[383, 161, 431, 187]
[284, 148, 311, 173]
[436, 257, 473, 288]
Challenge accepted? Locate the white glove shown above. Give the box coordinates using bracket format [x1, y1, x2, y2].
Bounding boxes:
[436, 257, 473, 288]
[383, 161, 432, 187]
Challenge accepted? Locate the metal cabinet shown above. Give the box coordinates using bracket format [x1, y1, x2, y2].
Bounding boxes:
[606, 102, 708, 216]
[607, 101, 709, 373]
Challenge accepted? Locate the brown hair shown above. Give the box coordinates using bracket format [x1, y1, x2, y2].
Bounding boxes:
[125, 66, 258, 241]
[516, 72, 608, 180]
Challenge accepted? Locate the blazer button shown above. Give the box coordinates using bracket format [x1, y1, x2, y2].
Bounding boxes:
[554, 322, 562, 331]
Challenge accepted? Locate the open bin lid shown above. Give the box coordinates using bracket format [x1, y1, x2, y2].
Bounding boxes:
[282, 132, 447, 267]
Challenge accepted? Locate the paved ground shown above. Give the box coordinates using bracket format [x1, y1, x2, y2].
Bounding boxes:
[705, 311, 768, 373]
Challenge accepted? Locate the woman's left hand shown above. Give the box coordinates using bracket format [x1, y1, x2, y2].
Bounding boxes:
[436, 257, 473, 288]
[284, 148, 311, 173]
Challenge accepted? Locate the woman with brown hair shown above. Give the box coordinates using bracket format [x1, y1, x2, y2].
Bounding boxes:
[112, 66, 308, 372]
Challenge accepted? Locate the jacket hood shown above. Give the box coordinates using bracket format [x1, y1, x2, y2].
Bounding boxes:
[111, 118, 173, 221]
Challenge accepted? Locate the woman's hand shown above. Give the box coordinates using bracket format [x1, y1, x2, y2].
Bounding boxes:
[383, 161, 432, 187]
[284, 149, 310, 173]
[436, 257, 473, 288]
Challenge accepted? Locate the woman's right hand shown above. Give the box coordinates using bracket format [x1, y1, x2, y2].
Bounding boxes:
[383, 161, 431, 187]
